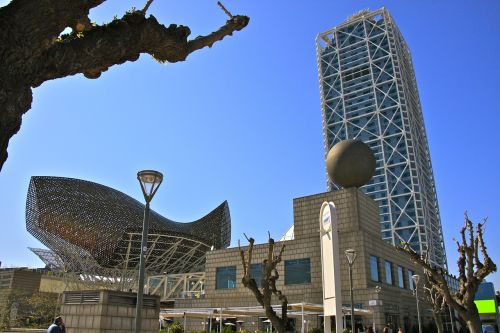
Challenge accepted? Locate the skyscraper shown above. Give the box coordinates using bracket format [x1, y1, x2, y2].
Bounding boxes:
[316, 8, 447, 268]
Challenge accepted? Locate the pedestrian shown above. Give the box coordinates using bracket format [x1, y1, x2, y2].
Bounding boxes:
[397, 327, 404, 333]
[48, 316, 65, 333]
[383, 325, 390, 333]
[365, 326, 374, 333]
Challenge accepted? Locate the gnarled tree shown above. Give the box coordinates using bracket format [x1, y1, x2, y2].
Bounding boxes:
[398, 214, 497, 333]
[239, 234, 288, 333]
[0, 0, 249, 172]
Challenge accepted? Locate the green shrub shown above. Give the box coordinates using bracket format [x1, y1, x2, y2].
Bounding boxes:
[222, 325, 234, 333]
[169, 321, 183, 333]
[309, 328, 323, 333]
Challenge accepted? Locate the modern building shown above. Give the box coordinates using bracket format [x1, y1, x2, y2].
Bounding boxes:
[316, 8, 447, 268]
[0, 267, 44, 325]
[164, 187, 431, 333]
[475, 282, 500, 332]
[20, 174, 437, 332]
[0, 267, 43, 298]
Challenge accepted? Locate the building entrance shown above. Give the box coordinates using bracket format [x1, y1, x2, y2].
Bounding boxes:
[385, 313, 399, 331]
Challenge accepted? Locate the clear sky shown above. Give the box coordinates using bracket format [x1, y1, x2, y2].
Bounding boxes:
[1, 0, 499, 288]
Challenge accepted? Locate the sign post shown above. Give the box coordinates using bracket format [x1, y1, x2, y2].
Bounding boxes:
[369, 299, 382, 332]
[319, 201, 343, 333]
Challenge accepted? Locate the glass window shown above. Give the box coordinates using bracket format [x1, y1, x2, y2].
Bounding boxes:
[250, 263, 263, 288]
[216, 266, 236, 289]
[385, 261, 393, 285]
[370, 256, 379, 281]
[285, 258, 311, 285]
[408, 269, 415, 290]
[397, 266, 405, 288]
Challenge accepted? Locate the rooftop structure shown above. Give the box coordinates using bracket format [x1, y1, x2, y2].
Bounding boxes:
[316, 8, 447, 268]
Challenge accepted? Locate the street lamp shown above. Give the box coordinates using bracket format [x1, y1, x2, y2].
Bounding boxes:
[135, 170, 163, 333]
[412, 274, 422, 333]
[373, 285, 382, 333]
[345, 249, 357, 332]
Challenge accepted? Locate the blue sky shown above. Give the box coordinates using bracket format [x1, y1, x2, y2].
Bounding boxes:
[1, 0, 499, 288]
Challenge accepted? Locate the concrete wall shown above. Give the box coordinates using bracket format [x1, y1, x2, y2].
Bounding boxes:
[61, 290, 160, 333]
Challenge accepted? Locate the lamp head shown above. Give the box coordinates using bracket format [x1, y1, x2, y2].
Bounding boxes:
[345, 248, 357, 265]
[137, 170, 163, 203]
[412, 274, 420, 287]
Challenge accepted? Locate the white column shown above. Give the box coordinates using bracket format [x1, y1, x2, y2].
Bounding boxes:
[324, 316, 331, 333]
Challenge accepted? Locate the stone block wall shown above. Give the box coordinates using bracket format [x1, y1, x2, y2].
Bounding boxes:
[177, 188, 431, 332]
[61, 290, 159, 333]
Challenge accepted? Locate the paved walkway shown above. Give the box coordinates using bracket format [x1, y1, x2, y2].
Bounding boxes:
[1, 329, 45, 333]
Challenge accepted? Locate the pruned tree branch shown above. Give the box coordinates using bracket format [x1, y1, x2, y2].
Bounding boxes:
[141, 0, 155, 14]
[217, 1, 233, 19]
[239, 235, 288, 333]
[239, 236, 263, 305]
[397, 213, 497, 333]
[31, 12, 249, 85]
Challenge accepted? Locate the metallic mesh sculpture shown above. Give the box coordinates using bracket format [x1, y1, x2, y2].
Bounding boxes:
[26, 176, 231, 289]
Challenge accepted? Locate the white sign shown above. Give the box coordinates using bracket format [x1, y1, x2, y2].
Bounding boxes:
[368, 300, 383, 306]
[319, 201, 343, 333]
[321, 204, 332, 234]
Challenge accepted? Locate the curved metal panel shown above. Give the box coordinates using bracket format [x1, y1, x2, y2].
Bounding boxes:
[26, 176, 231, 274]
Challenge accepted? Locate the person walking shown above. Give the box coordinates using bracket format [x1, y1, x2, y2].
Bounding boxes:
[397, 327, 404, 333]
[48, 316, 66, 333]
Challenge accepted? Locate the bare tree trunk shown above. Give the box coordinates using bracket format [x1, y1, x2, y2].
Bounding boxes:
[0, 87, 32, 169]
[433, 311, 443, 333]
[464, 308, 482, 333]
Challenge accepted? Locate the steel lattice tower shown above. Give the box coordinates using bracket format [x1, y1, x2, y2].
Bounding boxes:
[316, 8, 447, 268]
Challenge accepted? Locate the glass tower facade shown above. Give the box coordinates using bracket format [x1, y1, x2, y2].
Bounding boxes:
[316, 8, 447, 268]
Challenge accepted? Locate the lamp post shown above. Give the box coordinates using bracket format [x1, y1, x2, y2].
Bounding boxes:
[345, 249, 357, 332]
[412, 274, 422, 333]
[373, 285, 382, 333]
[135, 170, 163, 333]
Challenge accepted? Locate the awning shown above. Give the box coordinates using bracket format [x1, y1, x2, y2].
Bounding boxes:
[161, 303, 372, 319]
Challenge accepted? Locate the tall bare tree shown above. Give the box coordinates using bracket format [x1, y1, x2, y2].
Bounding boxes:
[238, 234, 288, 333]
[424, 280, 445, 333]
[0, 0, 249, 172]
[398, 214, 497, 333]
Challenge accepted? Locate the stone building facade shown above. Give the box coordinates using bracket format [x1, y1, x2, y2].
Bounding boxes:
[175, 188, 431, 332]
[0, 268, 43, 325]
